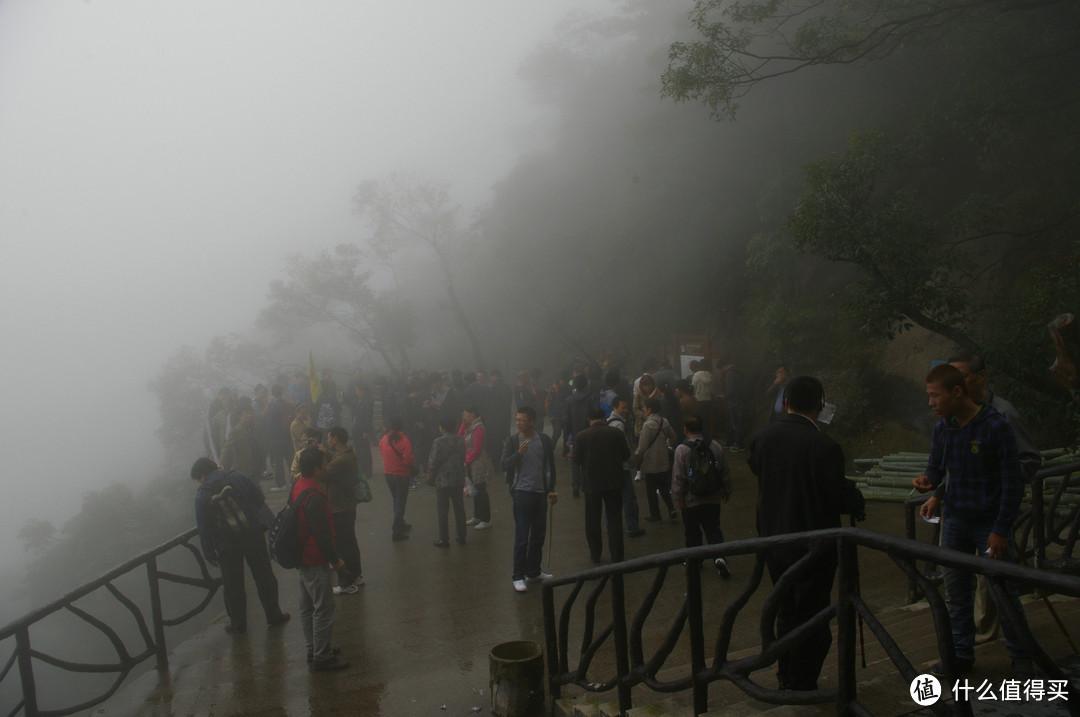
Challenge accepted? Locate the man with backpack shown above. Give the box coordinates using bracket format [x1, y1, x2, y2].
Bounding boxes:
[190, 457, 290, 635]
[670, 414, 733, 578]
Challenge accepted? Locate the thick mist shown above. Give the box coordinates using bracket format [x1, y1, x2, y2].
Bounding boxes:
[0, 0, 605, 585]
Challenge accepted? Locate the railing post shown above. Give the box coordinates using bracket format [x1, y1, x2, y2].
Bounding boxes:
[1031, 473, 1045, 567]
[147, 556, 169, 670]
[542, 583, 560, 702]
[836, 538, 858, 716]
[685, 559, 707, 716]
[611, 573, 632, 715]
[16, 626, 38, 717]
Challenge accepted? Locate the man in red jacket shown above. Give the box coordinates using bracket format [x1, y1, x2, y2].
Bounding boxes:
[291, 447, 348, 671]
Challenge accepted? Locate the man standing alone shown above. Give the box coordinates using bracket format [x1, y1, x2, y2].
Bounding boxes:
[749, 375, 864, 691]
[501, 407, 557, 593]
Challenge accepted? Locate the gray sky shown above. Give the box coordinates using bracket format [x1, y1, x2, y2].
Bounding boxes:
[0, 0, 605, 570]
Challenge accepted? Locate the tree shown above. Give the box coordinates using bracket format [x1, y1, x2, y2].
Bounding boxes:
[352, 173, 486, 370]
[18, 519, 56, 554]
[661, 0, 1080, 399]
[661, 0, 1076, 122]
[259, 244, 413, 372]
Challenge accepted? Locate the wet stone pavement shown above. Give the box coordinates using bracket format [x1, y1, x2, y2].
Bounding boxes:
[102, 451, 921, 716]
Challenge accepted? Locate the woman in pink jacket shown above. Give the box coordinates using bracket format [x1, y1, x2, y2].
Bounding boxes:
[379, 416, 414, 541]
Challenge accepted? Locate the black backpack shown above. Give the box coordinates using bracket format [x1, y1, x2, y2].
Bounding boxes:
[685, 439, 724, 497]
[268, 487, 319, 568]
[209, 477, 252, 535]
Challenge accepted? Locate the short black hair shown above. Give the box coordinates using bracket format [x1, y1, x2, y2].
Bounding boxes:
[302, 427, 322, 442]
[785, 376, 825, 414]
[190, 457, 218, 481]
[439, 416, 458, 433]
[298, 447, 325, 477]
[947, 350, 985, 373]
[644, 397, 662, 414]
[683, 414, 703, 433]
[517, 405, 536, 421]
[586, 406, 606, 421]
[328, 426, 348, 444]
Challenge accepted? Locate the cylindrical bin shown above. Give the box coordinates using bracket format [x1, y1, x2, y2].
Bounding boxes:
[489, 640, 544, 717]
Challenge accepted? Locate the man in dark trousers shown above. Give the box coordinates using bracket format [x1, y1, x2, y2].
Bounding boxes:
[191, 457, 290, 635]
[564, 374, 596, 498]
[748, 375, 864, 691]
[572, 407, 631, 563]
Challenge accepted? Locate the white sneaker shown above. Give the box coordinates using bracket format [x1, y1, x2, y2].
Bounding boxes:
[512, 579, 527, 593]
[525, 572, 552, 582]
[466, 517, 480, 526]
[333, 583, 360, 595]
[714, 557, 731, 579]
[473, 521, 492, 530]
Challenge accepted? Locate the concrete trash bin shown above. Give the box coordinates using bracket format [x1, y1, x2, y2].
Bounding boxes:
[489, 640, 544, 717]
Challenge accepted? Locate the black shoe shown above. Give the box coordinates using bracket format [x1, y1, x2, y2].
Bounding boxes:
[1012, 658, 1035, 681]
[225, 624, 246, 635]
[307, 646, 342, 663]
[392, 533, 410, 541]
[931, 659, 973, 677]
[311, 656, 350, 671]
[628, 529, 646, 537]
[267, 612, 291, 627]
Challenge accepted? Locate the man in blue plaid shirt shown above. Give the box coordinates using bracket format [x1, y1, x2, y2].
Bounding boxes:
[913, 364, 1033, 679]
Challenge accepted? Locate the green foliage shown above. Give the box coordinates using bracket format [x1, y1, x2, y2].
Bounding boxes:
[18, 519, 56, 554]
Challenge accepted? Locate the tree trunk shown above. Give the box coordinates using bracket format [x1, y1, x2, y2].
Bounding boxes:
[433, 244, 486, 370]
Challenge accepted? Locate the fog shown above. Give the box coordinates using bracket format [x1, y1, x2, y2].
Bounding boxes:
[0, 0, 607, 577]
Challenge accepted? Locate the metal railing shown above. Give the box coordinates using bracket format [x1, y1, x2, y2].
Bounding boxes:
[0, 528, 220, 717]
[542, 527, 1080, 717]
[904, 460, 1080, 603]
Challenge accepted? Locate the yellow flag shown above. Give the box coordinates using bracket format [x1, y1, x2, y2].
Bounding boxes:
[308, 352, 323, 403]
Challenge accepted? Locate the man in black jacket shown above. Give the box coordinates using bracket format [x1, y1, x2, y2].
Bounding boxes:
[191, 457, 290, 635]
[573, 407, 631, 563]
[748, 375, 864, 691]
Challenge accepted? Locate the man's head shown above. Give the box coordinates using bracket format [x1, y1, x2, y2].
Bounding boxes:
[925, 364, 971, 419]
[298, 446, 326, 479]
[439, 415, 457, 434]
[689, 360, 700, 373]
[947, 351, 987, 403]
[572, 375, 588, 393]
[644, 397, 662, 415]
[327, 426, 348, 450]
[301, 427, 323, 450]
[604, 370, 619, 390]
[775, 365, 789, 383]
[190, 457, 219, 482]
[490, 369, 503, 384]
[683, 414, 703, 435]
[783, 376, 826, 418]
[515, 406, 536, 434]
[612, 398, 630, 418]
[586, 406, 606, 425]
